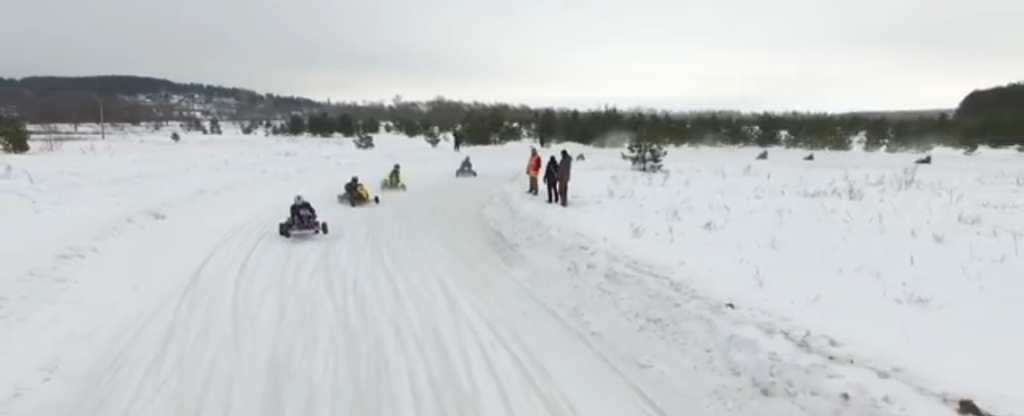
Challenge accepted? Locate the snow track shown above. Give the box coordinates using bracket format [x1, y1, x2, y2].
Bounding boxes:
[24, 171, 664, 416]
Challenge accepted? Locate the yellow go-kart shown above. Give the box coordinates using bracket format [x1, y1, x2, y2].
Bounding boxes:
[337, 183, 380, 206]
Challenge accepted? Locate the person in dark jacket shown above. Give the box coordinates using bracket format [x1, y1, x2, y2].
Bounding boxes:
[289, 195, 316, 226]
[543, 156, 559, 204]
[344, 176, 363, 202]
[557, 150, 572, 206]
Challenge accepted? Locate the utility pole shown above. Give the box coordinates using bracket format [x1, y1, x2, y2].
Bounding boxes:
[74, 92, 106, 139]
[96, 95, 105, 140]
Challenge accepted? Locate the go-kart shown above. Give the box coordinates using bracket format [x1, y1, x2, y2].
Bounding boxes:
[337, 184, 381, 206]
[380, 177, 407, 191]
[455, 166, 477, 177]
[279, 212, 328, 238]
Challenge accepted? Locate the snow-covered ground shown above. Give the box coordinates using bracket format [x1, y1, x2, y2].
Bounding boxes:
[1, 128, 1018, 416]
[486, 144, 1024, 415]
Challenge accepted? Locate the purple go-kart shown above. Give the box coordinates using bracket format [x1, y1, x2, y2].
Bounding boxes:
[279, 210, 328, 238]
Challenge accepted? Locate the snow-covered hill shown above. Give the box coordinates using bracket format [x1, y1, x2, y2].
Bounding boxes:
[1, 129, 1018, 415]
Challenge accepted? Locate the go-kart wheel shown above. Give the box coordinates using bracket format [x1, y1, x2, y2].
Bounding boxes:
[321, 222, 329, 234]
[374, 196, 380, 204]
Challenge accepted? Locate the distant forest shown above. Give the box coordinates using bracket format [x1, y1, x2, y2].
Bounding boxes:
[1, 75, 1023, 152]
[266, 80, 1024, 152]
[0, 75, 324, 123]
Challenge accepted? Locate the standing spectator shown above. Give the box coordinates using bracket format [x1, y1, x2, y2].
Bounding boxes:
[453, 130, 463, 151]
[543, 155, 560, 204]
[526, 147, 541, 195]
[557, 149, 572, 206]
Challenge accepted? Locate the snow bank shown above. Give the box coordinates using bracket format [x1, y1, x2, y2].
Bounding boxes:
[489, 145, 1024, 414]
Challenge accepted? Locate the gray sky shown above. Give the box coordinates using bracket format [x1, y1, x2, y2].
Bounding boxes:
[2, 0, 1021, 111]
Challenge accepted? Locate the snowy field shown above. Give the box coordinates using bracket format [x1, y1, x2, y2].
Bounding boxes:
[486, 144, 1024, 415]
[0, 127, 1020, 416]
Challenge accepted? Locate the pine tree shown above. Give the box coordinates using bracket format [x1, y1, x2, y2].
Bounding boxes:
[287, 115, 306, 136]
[307, 113, 334, 137]
[336, 114, 357, 137]
[535, 109, 557, 147]
[622, 129, 667, 172]
[362, 117, 381, 134]
[0, 116, 30, 154]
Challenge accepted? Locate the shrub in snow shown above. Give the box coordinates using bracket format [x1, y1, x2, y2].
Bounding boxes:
[622, 140, 666, 172]
[209, 118, 223, 135]
[956, 399, 987, 416]
[576, 153, 586, 161]
[171, 132, 181, 142]
[756, 150, 768, 160]
[803, 153, 814, 161]
[241, 120, 260, 135]
[354, 133, 375, 149]
[0, 117, 30, 154]
[37, 124, 64, 152]
[424, 127, 441, 147]
[182, 117, 207, 134]
[915, 155, 932, 164]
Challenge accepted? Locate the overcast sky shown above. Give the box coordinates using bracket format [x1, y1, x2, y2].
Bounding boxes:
[1, 0, 1020, 111]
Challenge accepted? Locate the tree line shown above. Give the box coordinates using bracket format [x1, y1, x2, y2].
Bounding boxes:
[0, 75, 327, 124]
[0, 75, 319, 107]
[3, 76, 1023, 154]
[258, 81, 1024, 151]
[266, 103, 1023, 152]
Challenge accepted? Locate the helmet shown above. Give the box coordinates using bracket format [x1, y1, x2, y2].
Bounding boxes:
[394, 163, 400, 170]
[294, 195, 304, 204]
[350, 176, 358, 183]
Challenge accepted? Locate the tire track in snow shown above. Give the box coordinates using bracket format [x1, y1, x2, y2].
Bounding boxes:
[480, 175, 962, 416]
[21, 171, 665, 416]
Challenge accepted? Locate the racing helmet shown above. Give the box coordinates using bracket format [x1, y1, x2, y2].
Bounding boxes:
[294, 195, 304, 204]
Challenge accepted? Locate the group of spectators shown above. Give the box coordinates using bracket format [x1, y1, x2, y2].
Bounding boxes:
[526, 147, 572, 207]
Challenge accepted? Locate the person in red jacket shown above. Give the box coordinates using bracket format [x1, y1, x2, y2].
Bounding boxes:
[526, 147, 542, 195]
